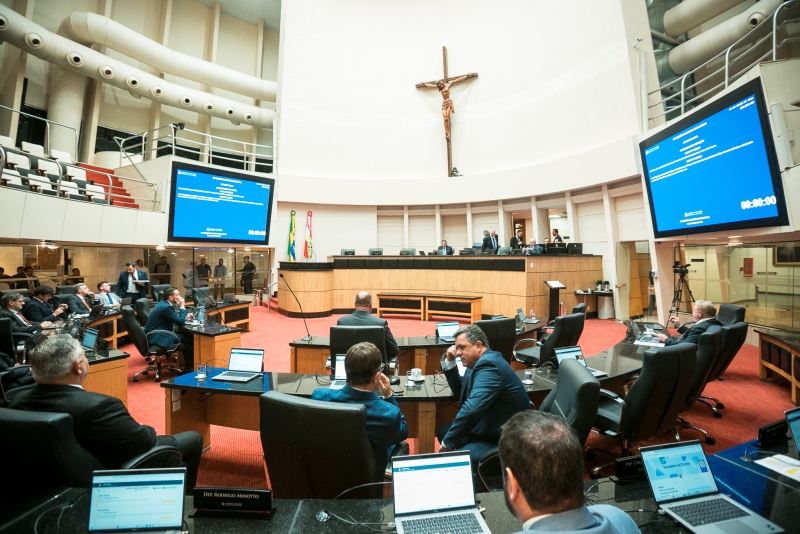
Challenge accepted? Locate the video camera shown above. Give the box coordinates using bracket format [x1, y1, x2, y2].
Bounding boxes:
[673, 261, 690, 276]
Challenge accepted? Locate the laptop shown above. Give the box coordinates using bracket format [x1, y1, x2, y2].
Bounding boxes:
[392, 451, 490, 534]
[81, 327, 99, 354]
[490, 314, 504, 320]
[88, 468, 186, 534]
[785, 406, 800, 452]
[640, 440, 783, 533]
[625, 318, 664, 346]
[516, 308, 538, 324]
[330, 354, 347, 389]
[211, 348, 265, 382]
[554, 346, 608, 378]
[436, 321, 460, 342]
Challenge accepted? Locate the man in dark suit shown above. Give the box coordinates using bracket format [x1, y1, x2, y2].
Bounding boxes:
[510, 229, 525, 249]
[481, 229, 499, 254]
[116, 262, 149, 302]
[439, 324, 531, 470]
[337, 291, 399, 363]
[15, 266, 40, 291]
[23, 286, 67, 323]
[657, 300, 722, 345]
[64, 283, 99, 315]
[551, 228, 564, 243]
[438, 240, 455, 256]
[1, 292, 53, 332]
[144, 286, 195, 370]
[10, 266, 26, 289]
[499, 411, 640, 534]
[0, 266, 11, 280]
[9, 336, 203, 492]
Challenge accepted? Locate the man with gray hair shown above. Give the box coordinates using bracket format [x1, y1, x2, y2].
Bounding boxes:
[337, 291, 399, 363]
[64, 283, 98, 315]
[657, 300, 721, 345]
[499, 411, 640, 533]
[438, 324, 531, 471]
[9, 336, 203, 492]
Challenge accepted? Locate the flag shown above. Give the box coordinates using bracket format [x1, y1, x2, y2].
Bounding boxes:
[287, 210, 296, 262]
[304, 211, 313, 260]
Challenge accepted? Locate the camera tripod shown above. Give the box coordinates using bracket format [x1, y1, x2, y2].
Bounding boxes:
[670, 270, 695, 315]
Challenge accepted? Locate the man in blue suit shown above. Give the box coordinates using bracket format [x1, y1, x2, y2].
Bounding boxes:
[143, 287, 194, 371]
[438, 324, 530, 469]
[116, 262, 149, 302]
[499, 411, 640, 533]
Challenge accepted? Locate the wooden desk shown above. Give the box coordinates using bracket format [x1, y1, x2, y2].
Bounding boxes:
[207, 302, 251, 332]
[84, 350, 129, 407]
[86, 311, 127, 349]
[757, 329, 800, 405]
[181, 324, 242, 367]
[376, 293, 482, 322]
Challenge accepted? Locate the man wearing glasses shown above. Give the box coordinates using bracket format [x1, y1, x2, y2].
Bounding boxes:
[311, 342, 408, 480]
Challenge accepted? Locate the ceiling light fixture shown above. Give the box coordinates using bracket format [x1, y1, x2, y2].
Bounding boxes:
[728, 242, 743, 246]
[39, 240, 58, 249]
[156, 245, 166, 250]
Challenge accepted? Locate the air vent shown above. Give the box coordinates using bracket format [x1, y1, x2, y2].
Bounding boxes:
[99, 66, 114, 79]
[66, 52, 84, 67]
[126, 76, 139, 88]
[26, 33, 44, 49]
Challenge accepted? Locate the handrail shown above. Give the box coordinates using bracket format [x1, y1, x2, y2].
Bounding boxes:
[0, 103, 79, 159]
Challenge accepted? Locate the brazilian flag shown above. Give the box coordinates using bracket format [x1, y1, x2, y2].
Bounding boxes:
[287, 210, 296, 262]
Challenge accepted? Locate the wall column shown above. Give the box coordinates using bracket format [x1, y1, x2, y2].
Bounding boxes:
[48, 68, 86, 157]
[249, 18, 264, 171]
[80, 0, 114, 164]
[601, 184, 621, 317]
[497, 201, 506, 246]
[144, 0, 172, 161]
[403, 206, 409, 248]
[199, 1, 221, 163]
[466, 203, 473, 246]
[435, 205, 442, 243]
[0, 0, 33, 142]
[565, 190, 578, 243]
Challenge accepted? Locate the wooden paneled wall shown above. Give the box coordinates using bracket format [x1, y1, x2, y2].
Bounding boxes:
[630, 252, 651, 316]
[525, 256, 603, 318]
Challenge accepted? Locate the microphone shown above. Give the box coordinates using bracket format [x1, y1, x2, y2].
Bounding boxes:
[279, 273, 312, 342]
[182, 273, 230, 331]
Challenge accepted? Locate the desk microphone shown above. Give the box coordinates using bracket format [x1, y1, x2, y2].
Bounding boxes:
[182, 273, 230, 332]
[279, 273, 312, 342]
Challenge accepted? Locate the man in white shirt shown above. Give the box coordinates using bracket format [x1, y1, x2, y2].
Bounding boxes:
[96, 281, 121, 308]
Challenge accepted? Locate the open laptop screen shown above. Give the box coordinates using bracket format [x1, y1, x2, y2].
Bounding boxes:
[640, 441, 719, 503]
[555, 346, 586, 367]
[88, 469, 185, 532]
[436, 322, 459, 339]
[786, 407, 800, 452]
[334, 354, 347, 381]
[228, 348, 264, 372]
[392, 451, 475, 516]
[82, 328, 99, 351]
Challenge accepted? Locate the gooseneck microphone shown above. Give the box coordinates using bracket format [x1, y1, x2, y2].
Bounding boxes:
[182, 273, 230, 331]
[279, 273, 312, 342]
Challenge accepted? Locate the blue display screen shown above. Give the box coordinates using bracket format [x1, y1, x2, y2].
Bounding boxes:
[168, 164, 274, 244]
[641, 79, 787, 238]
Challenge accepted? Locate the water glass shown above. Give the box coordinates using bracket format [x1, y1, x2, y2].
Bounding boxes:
[522, 369, 534, 385]
[196, 364, 207, 381]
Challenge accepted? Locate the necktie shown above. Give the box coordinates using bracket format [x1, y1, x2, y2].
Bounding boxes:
[81, 296, 90, 310]
[107, 293, 113, 304]
[15, 311, 31, 326]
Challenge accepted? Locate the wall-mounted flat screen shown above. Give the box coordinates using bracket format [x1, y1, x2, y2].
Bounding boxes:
[168, 162, 275, 244]
[640, 78, 788, 238]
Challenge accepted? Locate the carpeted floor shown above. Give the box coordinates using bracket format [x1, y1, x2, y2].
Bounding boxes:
[122, 303, 795, 487]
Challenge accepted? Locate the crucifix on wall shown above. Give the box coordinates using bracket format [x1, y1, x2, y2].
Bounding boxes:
[416, 46, 477, 177]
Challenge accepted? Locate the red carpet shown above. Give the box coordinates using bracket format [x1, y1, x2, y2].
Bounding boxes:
[122, 307, 794, 487]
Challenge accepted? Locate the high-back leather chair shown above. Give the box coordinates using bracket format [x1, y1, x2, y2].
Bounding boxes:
[676, 326, 721, 444]
[56, 284, 76, 295]
[192, 287, 214, 308]
[474, 318, 517, 363]
[260, 391, 379, 499]
[717, 304, 746, 326]
[134, 298, 151, 327]
[696, 322, 748, 417]
[572, 303, 586, 315]
[122, 305, 182, 382]
[0, 317, 31, 365]
[513, 313, 583, 366]
[330, 326, 388, 366]
[590, 344, 696, 475]
[152, 284, 170, 303]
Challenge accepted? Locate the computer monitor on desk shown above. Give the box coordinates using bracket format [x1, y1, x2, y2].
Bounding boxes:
[546, 243, 567, 254]
[369, 248, 383, 256]
[567, 243, 583, 254]
[340, 249, 356, 256]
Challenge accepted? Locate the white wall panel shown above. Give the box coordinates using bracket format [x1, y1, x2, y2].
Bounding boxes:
[19, 194, 67, 241]
[576, 200, 607, 257]
[442, 214, 467, 249]
[134, 210, 169, 245]
[615, 193, 648, 242]
[377, 215, 404, 253]
[409, 215, 435, 250]
[472, 212, 498, 244]
[0, 188, 26, 239]
[99, 206, 138, 244]
[62, 201, 104, 242]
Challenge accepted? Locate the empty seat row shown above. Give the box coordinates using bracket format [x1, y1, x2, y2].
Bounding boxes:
[0, 136, 74, 163]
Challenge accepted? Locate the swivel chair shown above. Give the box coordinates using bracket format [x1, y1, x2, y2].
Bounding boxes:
[473, 318, 517, 363]
[134, 298, 151, 328]
[717, 304, 746, 326]
[589, 344, 696, 475]
[513, 313, 583, 366]
[572, 303, 586, 315]
[152, 284, 171, 303]
[0, 317, 33, 365]
[676, 326, 721, 445]
[696, 322, 748, 417]
[330, 326, 389, 368]
[122, 305, 182, 382]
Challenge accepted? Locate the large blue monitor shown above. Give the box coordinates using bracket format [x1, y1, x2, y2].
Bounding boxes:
[168, 162, 275, 244]
[640, 78, 788, 238]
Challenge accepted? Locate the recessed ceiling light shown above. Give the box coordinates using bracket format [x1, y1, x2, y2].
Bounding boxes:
[728, 235, 742, 238]
[156, 245, 166, 250]
[728, 242, 743, 246]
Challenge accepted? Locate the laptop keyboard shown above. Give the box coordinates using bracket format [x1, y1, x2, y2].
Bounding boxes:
[671, 498, 749, 526]
[220, 371, 257, 378]
[401, 513, 484, 534]
[331, 380, 346, 387]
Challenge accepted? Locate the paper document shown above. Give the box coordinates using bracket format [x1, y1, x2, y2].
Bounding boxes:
[754, 454, 800, 482]
[634, 340, 665, 347]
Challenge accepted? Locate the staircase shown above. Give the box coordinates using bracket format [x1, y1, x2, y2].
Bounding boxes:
[80, 164, 140, 209]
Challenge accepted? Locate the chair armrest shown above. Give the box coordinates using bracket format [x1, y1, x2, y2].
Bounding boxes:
[512, 338, 541, 350]
[391, 441, 410, 458]
[145, 330, 181, 351]
[478, 446, 499, 464]
[11, 332, 35, 342]
[598, 389, 627, 435]
[121, 445, 182, 469]
[599, 388, 621, 400]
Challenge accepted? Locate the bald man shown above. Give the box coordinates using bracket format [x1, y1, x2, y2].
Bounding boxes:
[337, 291, 399, 362]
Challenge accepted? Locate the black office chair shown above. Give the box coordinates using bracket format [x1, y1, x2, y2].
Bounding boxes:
[589, 344, 696, 475]
[474, 318, 517, 363]
[55, 284, 76, 295]
[121, 305, 182, 382]
[717, 304, 746, 326]
[477, 358, 599, 490]
[134, 298, 151, 328]
[0, 317, 32, 365]
[676, 326, 721, 445]
[0, 408, 180, 497]
[696, 322, 748, 417]
[260, 391, 385, 498]
[513, 313, 583, 366]
[572, 303, 586, 315]
[152, 283, 170, 303]
[330, 326, 389, 368]
[192, 288, 214, 308]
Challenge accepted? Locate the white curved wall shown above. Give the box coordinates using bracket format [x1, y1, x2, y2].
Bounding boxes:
[277, 0, 644, 204]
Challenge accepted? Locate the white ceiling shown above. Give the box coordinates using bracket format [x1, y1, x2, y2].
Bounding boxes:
[194, 0, 282, 32]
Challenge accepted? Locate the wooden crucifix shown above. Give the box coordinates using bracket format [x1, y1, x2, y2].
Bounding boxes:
[416, 46, 477, 177]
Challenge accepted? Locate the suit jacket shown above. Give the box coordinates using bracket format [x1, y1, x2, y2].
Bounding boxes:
[336, 309, 399, 361]
[524, 245, 543, 255]
[8, 384, 157, 469]
[22, 298, 59, 322]
[116, 269, 148, 299]
[65, 294, 97, 315]
[514, 505, 640, 534]
[664, 318, 722, 346]
[311, 385, 408, 479]
[97, 291, 122, 306]
[552, 234, 564, 243]
[442, 350, 531, 449]
[144, 300, 187, 350]
[510, 236, 525, 249]
[0, 308, 41, 334]
[481, 234, 499, 254]
[12, 273, 39, 291]
[438, 245, 455, 256]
